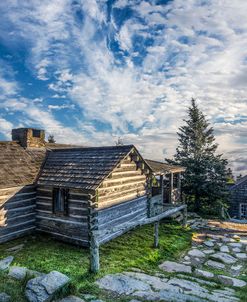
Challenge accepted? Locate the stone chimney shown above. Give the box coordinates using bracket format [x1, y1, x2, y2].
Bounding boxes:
[12, 128, 45, 148]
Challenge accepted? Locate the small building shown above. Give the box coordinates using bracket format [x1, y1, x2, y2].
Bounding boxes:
[0, 127, 185, 247]
[229, 175, 247, 220]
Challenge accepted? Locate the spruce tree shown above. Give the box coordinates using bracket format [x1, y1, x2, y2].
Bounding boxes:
[167, 99, 228, 213]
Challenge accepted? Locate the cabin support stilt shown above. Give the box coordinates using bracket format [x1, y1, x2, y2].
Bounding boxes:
[90, 234, 100, 273]
[182, 207, 187, 227]
[154, 221, 159, 248]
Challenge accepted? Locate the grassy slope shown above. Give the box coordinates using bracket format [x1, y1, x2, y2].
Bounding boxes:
[0, 223, 192, 301]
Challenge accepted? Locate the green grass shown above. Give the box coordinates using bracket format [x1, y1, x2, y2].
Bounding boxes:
[0, 223, 192, 301]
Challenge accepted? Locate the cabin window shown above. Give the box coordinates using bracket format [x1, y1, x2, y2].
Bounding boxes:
[32, 129, 41, 138]
[52, 188, 69, 215]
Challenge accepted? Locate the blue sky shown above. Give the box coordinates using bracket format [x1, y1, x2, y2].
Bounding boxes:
[0, 0, 247, 174]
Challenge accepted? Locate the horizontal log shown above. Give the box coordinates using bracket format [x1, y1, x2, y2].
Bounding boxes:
[98, 207, 147, 230]
[98, 186, 146, 203]
[36, 213, 88, 224]
[36, 217, 88, 239]
[1, 205, 35, 219]
[97, 191, 146, 209]
[97, 195, 147, 214]
[1, 198, 35, 210]
[36, 229, 89, 247]
[98, 181, 145, 196]
[0, 220, 35, 236]
[101, 175, 146, 187]
[0, 226, 35, 244]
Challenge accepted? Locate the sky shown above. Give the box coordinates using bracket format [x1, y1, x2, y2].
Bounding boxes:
[0, 0, 246, 175]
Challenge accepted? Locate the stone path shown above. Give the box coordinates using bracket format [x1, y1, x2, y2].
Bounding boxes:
[96, 221, 247, 302]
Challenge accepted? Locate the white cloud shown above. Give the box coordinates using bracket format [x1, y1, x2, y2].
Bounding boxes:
[0, 0, 247, 175]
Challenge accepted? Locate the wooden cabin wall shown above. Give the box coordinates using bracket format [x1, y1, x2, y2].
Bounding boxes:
[96, 195, 147, 244]
[0, 185, 36, 244]
[230, 183, 247, 219]
[36, 186, 90, 246]
[97, 156, 147, 209]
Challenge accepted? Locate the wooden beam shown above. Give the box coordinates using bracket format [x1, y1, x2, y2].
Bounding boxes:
[154, 222, 159, 248]
[169, 172, 174, 204]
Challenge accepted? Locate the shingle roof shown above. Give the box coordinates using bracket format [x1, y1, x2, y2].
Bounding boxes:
[229, 175, 247, 191]
[145, 159, 185, 174]
[37, 145, 135, 191]
[0, 142, 46, 189]
[0, 141, 84, 189]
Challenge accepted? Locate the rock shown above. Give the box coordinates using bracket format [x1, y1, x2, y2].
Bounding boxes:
[159, 261, 192, 273]
[123, 272, 168, 291]
[177, 274, 217, 286]
[0, 257, 14, 271]
[190, 257, 204, 267]
[27, 269, 45, 278]
[206, 260, 225, 270]
[211, 252, 237, 264]
[82, 294, 95, 300]
[8, 266, 27, 280]
[184, 255, 190, 261]
[217, 275, 246, 287]
[96, 273, 151, 295]
[203, 249, 215, 254]
[5, 244, 24, 253]
[232, 247, 241, 253]
[91, 300, 104, 302]
[228, 243, 242, 248]
[25, 271, 70, 302]
[0, 293, 11, 302]
[204, 240, 214, 247]
[188, 249, 205, 258]
[235, 253, 247, 260]
[222, 237, 232, 243]
[58, 296, 85, 302]
[231, 265, 243, 276]
[195, 269, 214, 279]
[220, 246, 229, 253]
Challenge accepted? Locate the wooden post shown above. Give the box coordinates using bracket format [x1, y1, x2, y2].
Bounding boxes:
[90, 233, 100, 273]
[169, 172, 174, 204]
[160, 174, 164, 203]
[154, 222, 159, 248]
[182, 207, 187, 227]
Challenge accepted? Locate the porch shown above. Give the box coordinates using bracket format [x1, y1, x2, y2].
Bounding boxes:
[145, 159, 186, 217]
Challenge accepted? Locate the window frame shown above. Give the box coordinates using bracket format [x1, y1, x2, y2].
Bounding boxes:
[52, 187, 69, 216]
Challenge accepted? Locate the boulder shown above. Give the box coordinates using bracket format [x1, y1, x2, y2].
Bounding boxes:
[8, 266, 27, 280]
[58, 296, 85, 302]
[232, 247, 241, 253]
[0, 257, 14, 271]
[96, 273, 151, 295]
[204, 240, 214, 247]
[25, 271, 70, 302]
[235, 253, 247, 260]
[211, 252, 237, 264]
[188, 249, 205, 258]
[202, 249, 214, 254]
[230, 265, 243, 276]
[220, 246, 229, 253]
[217, 275, 246, 288]
[228, 243, 242, 248]
[159, 261, 192, 273]
[194, 269, 214, 279]
[0, 293, 11, 302]
[206, 260, 225, 270]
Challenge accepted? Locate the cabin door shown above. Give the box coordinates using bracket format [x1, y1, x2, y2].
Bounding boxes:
[240, 203, 247, 219]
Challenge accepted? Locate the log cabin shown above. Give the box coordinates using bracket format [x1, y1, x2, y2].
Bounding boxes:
[229, 175, 247, 220]
[0, 127, 186, 248]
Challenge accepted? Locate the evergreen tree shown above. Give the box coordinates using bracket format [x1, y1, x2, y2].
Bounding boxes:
[48, 134, 56, 143]
[167, 99, 228, 213]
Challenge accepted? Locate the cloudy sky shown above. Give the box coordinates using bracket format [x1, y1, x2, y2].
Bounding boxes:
[0, 0, 246, 175]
